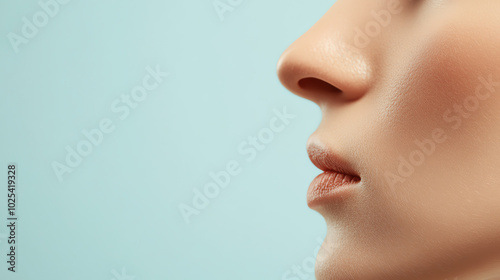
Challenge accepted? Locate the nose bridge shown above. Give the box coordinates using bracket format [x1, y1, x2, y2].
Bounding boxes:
[277, 1, 383, 103]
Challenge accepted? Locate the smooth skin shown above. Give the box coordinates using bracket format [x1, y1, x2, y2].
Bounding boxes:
[277, 0, 500, 279]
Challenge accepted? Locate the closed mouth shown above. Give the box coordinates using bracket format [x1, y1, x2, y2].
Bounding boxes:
[306, 143, 361, 208]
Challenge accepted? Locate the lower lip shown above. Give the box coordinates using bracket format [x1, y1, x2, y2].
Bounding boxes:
[307, 171, 361, 208]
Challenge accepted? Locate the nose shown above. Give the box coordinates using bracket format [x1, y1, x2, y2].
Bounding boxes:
[277, 3, 375, 104]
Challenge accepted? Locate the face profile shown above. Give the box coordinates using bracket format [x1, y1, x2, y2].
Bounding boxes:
[277, 0, 500, 279]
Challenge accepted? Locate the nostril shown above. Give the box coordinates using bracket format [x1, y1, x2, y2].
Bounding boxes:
[298, 77, 341, 94]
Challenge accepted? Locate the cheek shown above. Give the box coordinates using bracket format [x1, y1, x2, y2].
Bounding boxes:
[348, 9, 500, 213]
[345, 21, 500, 272]
[364, 10, 500, 248]
[373, 17, 500, 162]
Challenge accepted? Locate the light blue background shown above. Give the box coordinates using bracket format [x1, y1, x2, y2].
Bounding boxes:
[0, 1, 333, 279]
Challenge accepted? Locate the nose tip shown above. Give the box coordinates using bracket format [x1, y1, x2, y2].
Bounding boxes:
[276, 31, 373, 103]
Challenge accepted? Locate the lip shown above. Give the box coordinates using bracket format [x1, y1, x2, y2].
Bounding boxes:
[307, 143, 361, 208]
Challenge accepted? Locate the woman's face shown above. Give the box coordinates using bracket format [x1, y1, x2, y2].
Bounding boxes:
[277, 0, 500, 279]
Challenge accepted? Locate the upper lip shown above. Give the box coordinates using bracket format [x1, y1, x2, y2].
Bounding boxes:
[306, 142, 359, 178]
